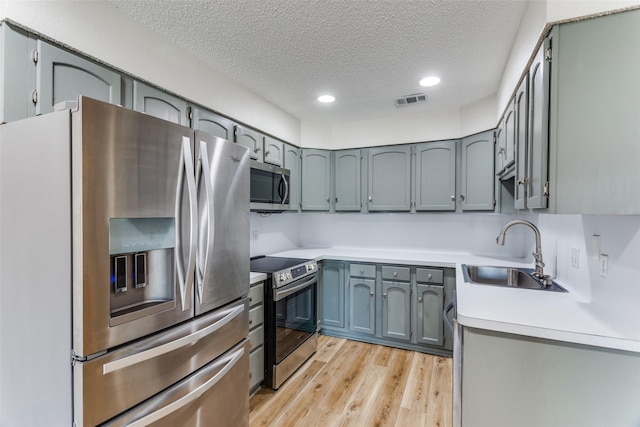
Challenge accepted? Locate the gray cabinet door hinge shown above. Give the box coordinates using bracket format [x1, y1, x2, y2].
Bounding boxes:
[32, 48, 38, 64]
[543, 182, 550, 197]
[545, 47, 552, 62]
[31, 90, 38, 105]
[493, 199, 497, 207]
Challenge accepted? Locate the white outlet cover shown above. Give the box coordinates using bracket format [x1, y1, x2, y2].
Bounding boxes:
[600, 254, 608, 277]
[571, 247, 580, 269]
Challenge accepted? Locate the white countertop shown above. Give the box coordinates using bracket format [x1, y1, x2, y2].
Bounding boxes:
[266, 246, 640, 353]
[250, 272, 267, 285]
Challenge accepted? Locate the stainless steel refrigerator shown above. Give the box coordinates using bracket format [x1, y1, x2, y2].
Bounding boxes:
[0, 96, 251, 426]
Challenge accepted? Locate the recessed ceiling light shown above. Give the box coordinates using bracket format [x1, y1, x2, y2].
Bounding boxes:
[318, 95, 335, 103]
[419, 76, 441, 87]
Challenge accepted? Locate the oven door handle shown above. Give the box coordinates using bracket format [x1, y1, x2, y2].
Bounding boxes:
[274, 276, 317, 301]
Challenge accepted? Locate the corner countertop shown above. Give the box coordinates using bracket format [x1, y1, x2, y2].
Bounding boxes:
[266, 246, 640, 354]
[250, 272, 267, 285]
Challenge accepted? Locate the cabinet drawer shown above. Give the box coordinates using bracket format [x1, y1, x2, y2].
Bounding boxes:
[248, 325, 264, 351]
[381, 266, 410, 282]
[349, 264, 376, 278]
[249, 304, 263, 329]
[249, 346, 264, 391]
[249, 282, 264, 307]
[416, 268, 444, 284]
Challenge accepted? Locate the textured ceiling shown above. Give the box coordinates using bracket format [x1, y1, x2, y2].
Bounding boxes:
[108, 0, 528, 122]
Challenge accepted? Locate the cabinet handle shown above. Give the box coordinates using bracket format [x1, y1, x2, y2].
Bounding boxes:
[418, 297, 423, 303]
[249, 319, 253, 325]
[360, 269, 365, 274]
[368, 196, 372, 202]
[265, 150, 270, 156]
[335, 197, 338, 203]
[451, 195, 455, 201]
[427, 274, 432, 280]
[249, 297, 253, 303]
[326, 198, 330, 203]
[383, 293, 387, 298]
[254, 147, 261, 153]
[393, 272, 398, 277]
[370, 291, 374, 296]
[460, 195, 465, 201]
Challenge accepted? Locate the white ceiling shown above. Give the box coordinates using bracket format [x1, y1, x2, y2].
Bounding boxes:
[109, 0, 528, 123]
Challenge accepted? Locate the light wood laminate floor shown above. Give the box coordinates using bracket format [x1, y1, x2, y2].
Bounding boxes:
[250, 335, 452, 427]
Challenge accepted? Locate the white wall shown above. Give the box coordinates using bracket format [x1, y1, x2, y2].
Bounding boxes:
[0, 0, 301, 145]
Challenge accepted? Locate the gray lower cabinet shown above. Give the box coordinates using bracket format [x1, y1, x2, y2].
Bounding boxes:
[416, 284, 444, 346]
[301, 148, 331, 211]
[460, 130, 495, 211]
[381, 281, 411, 341]
[461, 327, 640, 427]
[415, 141, 457, 211]
[235, 125, 264, 162]
[349, 277, 376, 336]
[132, 81, 188, 125]
[333, 149, 362, 211]
[367, 146, 412, 211]
[248, 281, 264, 394]
[36, 39, 121, 116]
[264, 136, 284, 166]
[284, 143, 301, 211]
[192, 107, 235, 141]
[320, 261, 345, 329]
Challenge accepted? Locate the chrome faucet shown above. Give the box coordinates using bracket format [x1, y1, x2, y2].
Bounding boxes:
[496, 220, 551, 286]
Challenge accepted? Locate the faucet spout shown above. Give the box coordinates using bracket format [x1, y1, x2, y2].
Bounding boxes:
[496, 220, 551, 286]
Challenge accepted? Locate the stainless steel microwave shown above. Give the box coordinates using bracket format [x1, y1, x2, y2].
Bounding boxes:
[250, 160, 290, 212]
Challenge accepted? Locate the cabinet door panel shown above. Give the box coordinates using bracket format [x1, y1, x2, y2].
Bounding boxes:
[321, 262, 345, 328]
[193, 108, 234, 141]
[264, 137, 284, 167]
[284, 144, 301, 211]
[301, 149, 331, 211]
[349, 278, 375, 335]
[37, 40, 121, 115]
[415, 141, 456, 211]
[416, 284, 444, 346]
[334, 149, 361, 211]
[368, 146, 411, 211]
[235, 125, 263, 161]
[515, 77, 529, 210]
[132, 81, 188, 125]
[503, 101, 516, 169]
[527, 41, 550, 209]
[460, 131, 495, 211]
[381, 281, 411, 341]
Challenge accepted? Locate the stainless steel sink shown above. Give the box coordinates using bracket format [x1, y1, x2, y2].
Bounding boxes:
[462, 265, 567, 292]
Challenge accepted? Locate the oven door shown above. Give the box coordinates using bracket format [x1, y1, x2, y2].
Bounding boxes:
[273, 274, 317, 364]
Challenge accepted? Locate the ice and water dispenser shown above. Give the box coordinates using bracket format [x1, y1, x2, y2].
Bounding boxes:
[109, 218, 176, 324]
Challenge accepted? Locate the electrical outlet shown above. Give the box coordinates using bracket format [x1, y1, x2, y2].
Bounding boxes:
[253, 231, 259, 241]
[600, 254, 608, 277]
[571, 247, 580, 269]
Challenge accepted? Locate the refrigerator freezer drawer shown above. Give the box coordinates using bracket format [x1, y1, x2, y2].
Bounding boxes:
[74, 298, 248, 427]
[104, 340, 250, 427]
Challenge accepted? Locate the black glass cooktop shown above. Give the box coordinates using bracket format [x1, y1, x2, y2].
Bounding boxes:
[250, 256, 310, 274]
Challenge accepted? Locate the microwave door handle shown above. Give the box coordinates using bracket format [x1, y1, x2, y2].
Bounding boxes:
[196, 141, 214, 305]
[175, 137, 197, 311]
[280, 174, 289, 204]
[123, 346, 245, 427]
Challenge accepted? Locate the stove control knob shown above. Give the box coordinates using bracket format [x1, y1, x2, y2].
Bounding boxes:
[278, 273, 285, 281]
[286, 272, 292, 279]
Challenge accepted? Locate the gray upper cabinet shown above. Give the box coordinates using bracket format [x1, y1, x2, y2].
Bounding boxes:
[320, 261, 345, 329]
[381, 281, 411, 342]
[192, 108, 235, 141]
[36, 39, 121, 116]
[1, 24, 34, 122]
[334, 149, 362, 211]
[301, 149, 331, 211]
[460, 131, 495, 211]
[367, 146, 412, 211]
[235, 125, 264, 162]
[526, 37, 550, 210]
[263, 136, 284, 167]
[349, 277, 375, 336]
[132, 81, 188, 125]
[415, 141, 457, 211]
[514, 76, 530, 210]
[416, 284, 444, 346]
[284, 143, 301, 211]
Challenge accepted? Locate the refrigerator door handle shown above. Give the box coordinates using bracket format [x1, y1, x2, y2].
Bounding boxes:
[124, 346, 245, 427]
[195, 141, 214, 305]
[102, 304, 245, 375]
[175, 136, 197, 311]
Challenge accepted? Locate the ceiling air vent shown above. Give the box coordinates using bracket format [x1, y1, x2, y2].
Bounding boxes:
[394, 93, 428, 107]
